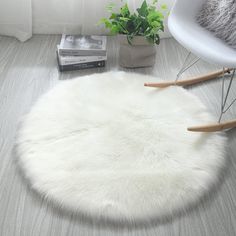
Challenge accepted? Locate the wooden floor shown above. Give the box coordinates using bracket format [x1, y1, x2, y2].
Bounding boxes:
[0, 35, 236, 236]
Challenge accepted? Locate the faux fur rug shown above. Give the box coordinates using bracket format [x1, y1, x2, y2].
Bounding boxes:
[16, 71, 227, 223]
[197, 0, 236, 48]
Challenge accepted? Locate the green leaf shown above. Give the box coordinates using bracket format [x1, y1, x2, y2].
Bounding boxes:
[120, 3, 130, 17]
[110, 25, 120, 34]
[161, 4, 167, 10]
[106, 3, 116, 12]
[109, 13, 118, 19]
[119, 17, 129, 22]
[117, 22, 128, 34]
[150, 21, 161, 28]
[100, 18, 113, 29]
[137, 0, 148, 17]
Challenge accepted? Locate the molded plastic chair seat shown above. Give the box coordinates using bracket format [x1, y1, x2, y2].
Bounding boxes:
[168, 0, 236, 68]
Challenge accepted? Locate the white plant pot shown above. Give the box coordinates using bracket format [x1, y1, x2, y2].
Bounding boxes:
[118, 35, 157, 68]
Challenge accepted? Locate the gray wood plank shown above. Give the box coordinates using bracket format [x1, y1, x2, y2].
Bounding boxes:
[0, 35, 236, 236]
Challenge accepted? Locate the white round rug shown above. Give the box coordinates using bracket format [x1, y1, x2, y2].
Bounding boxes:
[16, 71, 227, 223]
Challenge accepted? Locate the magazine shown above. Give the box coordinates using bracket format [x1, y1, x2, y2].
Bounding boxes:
[56, 51, 106, 71]
[57, 46, 107, 65]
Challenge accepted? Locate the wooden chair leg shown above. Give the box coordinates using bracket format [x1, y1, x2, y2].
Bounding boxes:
[187, 119, 236, 132]
[144, 68, 233, 88]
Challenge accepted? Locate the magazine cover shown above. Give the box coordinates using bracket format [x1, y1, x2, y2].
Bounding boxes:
[58, 35, 107, 56]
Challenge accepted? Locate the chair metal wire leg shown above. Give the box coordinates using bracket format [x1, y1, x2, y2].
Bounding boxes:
[188, 68, 236, 132]
[175, 52, 191, 81]
[175, 52, 200, 83]
[218, 68, 236, 123]
[144, 51, 233, 89]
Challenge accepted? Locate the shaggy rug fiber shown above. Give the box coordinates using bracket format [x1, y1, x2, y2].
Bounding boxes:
[16, 71, 227, 223]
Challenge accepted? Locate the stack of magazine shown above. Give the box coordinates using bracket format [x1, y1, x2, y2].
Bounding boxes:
[57, 34, 107, 72]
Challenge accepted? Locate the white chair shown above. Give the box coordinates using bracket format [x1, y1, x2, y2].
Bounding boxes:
[145, 0, 236, 132]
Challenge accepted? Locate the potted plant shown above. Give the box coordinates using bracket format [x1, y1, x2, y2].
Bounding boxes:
[99, 0, 167, 68]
